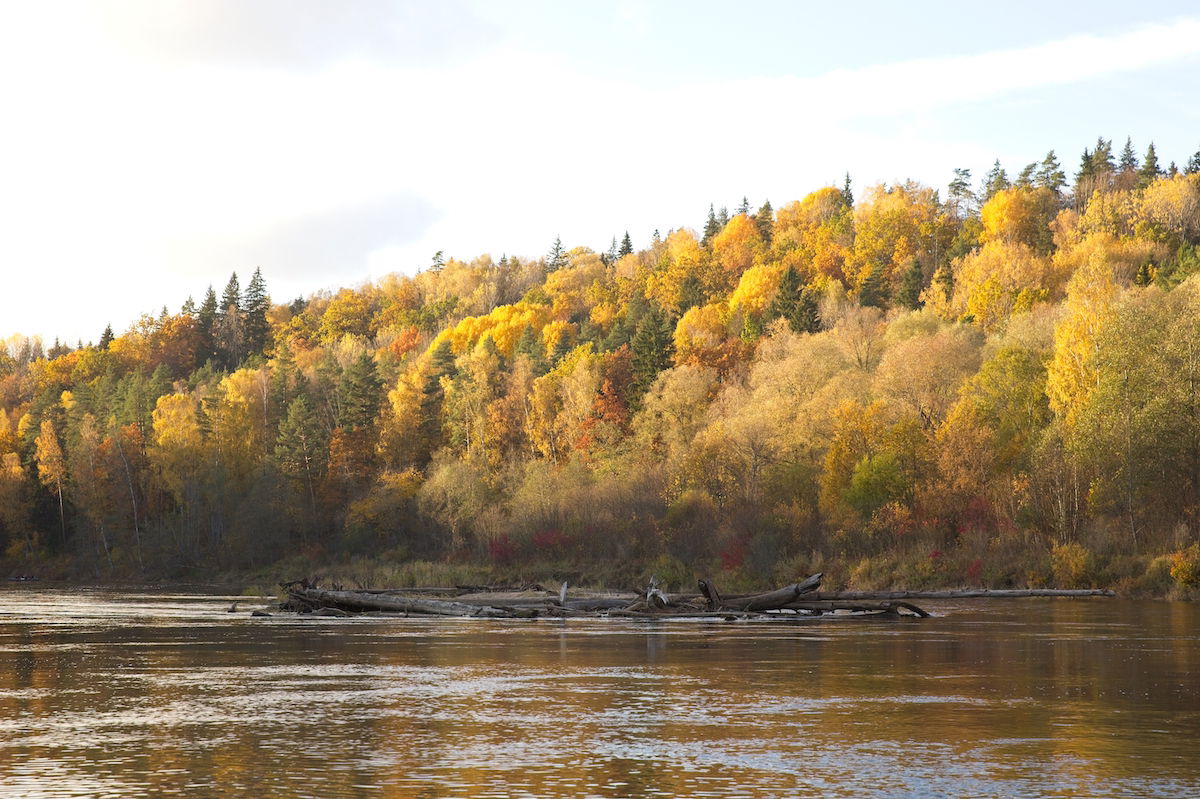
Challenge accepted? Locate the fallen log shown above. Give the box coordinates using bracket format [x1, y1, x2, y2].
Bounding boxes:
[289, 587, 515, 617]
[810, 588, 1115, 600]
[699, 573, 823, 611]
[786, 600, 931, 618]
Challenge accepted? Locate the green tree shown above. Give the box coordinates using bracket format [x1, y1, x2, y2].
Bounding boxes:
[619, 231, 634, 257]
[338, 353, 383, 431]
[1036, 150, 1067, 194]
[98, 324, 114, 350]
[755, 200, 773, 245]
[1138, 142, 1163, 188]
[275, 395, 326, 518]
[630, 307, 674, 401]
[242, 267, 270, 357]
[896, 258, 924, 309]
[547, 237, 566, 271]
[981, 159, 1010, 203]
[1118, 137, 1138, 173]
[702, 204, 720, 245]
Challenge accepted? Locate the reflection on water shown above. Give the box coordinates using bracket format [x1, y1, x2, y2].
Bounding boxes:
[0, 590, 1196, 798]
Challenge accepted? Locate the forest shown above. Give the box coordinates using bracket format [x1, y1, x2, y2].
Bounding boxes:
[3, 137, 1200, 594]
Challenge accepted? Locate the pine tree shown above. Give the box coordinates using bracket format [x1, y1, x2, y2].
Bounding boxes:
[716, 206, 729, 227]
[619, 231, 633, 257]
[180, 296, 196, 316]
[755, 200, 773, 246]
[242, 267, 270, 358]
[431, 251, 445, 272]
[949, 168, 974, 217]
[1036, 151, 1067, 194]
[738, 196, 750, 216]
[275, 395, 325, 514]
[98, 324, 114, 350]
[981, 159, 1010, 202]
[841, 172, 854, 207]
[549, 327, 573, 365]
[604, 236, 619, 265]
[1014, 162, 1037, 188]
[702, 204, 720, 245]
[547, 237, 566, 271]
[1092, 137, 1115, 174]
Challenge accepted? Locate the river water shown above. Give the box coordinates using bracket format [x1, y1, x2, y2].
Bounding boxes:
[0, 590, 1196, 798]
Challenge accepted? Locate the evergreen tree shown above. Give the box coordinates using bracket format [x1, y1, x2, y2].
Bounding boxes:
[275, 395, 325, 514]
[619, 231, 634, 257]
[755, 200, 773, 246]
[604, 236, 619, 265]
[431, 250, 445, 272]
[702, 204, 720, 245]
[769, 267, 821, 333]
[981, 159, 1010, 202]
[1036, 151, 1067, 193]
[630, 307, 674, 400]
[1119, 137, 1138, 172]
[1187, 147, 1200, 175]
[549, 327, 573, 365]
[547, 237, 567, 271]
[515, 324, 548, 374]
[197, 286, 218, 369]
[1092, 137, 1115, 174]
[896, 259, 924, 309]
[948, 168, 974, 217]
[1015, 162, 1037, 188]
[180, 296, 197, 316]
[338, 352, 383, 430]
[1138, 142, 1163, 187]
[716, 206, 729, 227]
[738, 196, 750, 216]
[98, 324, 114, 351]
[841, 172, 854, 207]
[220, 272, 241, 315]
[858, 264, 888, 308]
[416, 340, 457, 463]
[242, 267, 270, 358]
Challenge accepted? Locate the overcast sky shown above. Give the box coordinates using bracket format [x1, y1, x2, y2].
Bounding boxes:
[2, 0, 1199, 345]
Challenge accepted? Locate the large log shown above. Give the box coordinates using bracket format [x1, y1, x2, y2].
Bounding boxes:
[809, 588, 1115, 600]
[699, 573, 823, 611]
[290, 588, 514, 617]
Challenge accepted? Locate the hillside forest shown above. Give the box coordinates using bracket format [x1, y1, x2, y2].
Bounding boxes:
[4, 138, 1200, 594]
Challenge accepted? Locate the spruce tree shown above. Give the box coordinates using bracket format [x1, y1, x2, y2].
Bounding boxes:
[275, 394, 325, 514]
[755, 200, 773, 246]
[515, 324, 548, 374]
[549, 327, 573, 365]
[1187, 147, 1200, 175]
[338, 353, 383, 431]
[702, 204, 720, 245]
[619, 231, 633, 257]
[630, 307, 674, 400]
[197, 286, 218, 368]
[896, 259, 924, 309]
[858, 264, 888, 308]
[1119, 137, 1138, 173]
[180, 296, 197, 316]
[841, 172, 854, 207]
[716, 206, 729, 227]
[738, 196, 750, 216]
[98, 324, 114, 351]
[769, 266, 801, 325]
[215, 272, 245, 370]
[1138, 142, 1163, 187]
[220, 272, 241, 315]
[242, 267, 270, 358]
[547, 237, 567, 271]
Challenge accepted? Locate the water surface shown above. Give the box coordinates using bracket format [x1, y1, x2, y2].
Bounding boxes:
[0, 589, 1196, 798]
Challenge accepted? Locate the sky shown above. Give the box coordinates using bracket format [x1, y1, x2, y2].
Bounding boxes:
[2, 0, 1199, 346]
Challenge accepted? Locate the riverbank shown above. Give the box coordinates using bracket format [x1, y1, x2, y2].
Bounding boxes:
[5, 539, 1198, 600]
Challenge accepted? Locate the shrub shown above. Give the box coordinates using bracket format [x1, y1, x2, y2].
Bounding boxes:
[1169, 543, 1200, 588]
[1051, 542, 1094, 588]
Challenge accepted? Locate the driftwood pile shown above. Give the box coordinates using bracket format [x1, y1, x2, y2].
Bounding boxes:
[280, 573, 936, 621]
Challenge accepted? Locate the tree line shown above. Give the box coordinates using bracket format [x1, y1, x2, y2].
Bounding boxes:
[3, 137, 1200, 592]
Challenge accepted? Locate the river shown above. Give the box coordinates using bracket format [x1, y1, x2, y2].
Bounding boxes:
[0, 589, 1196, 798]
